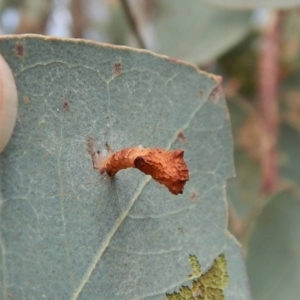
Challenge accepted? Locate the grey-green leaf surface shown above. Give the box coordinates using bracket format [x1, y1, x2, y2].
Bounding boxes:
[203, 0, 300, 9]
[0, 35, 250, 300]
[155, 0, 252, 64]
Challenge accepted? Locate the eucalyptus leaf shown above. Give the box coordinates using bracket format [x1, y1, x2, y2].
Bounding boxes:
[107, 0, 253, 65]
[0, 35, 250, 300]
[155, 0, 252, 64]
[247, 189, 300, 300]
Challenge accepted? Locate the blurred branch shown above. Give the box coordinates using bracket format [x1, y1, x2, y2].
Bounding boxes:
[258, 11, 284, 195]
[15, 0, 52, 34]
[120, 0, 146, 48]
[70, 0, 87, 38]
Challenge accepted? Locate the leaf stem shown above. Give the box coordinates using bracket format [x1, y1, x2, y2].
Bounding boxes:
[120, 0, 146, 49]
[258, 11, 284, 195]
[70, 0, 87, 38]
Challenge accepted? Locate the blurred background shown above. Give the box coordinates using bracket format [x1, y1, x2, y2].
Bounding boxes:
[1, 0, 300, 299]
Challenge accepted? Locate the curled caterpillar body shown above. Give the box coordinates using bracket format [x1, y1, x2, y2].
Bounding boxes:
[92, 146, 189, 195]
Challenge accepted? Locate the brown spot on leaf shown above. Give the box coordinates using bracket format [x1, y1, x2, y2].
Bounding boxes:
[178, 227, 184, 234]
[15, 43, 24, 58]
[209, 76, 223, 104]
[113, 62, 122, 77]
[168, 57, 178, 63]
[23, 96, 30, 104]
[189, 191, 198, 202]
[198, 90, 203, 97]
[45, 151, 51, 156]
[62, 100, 70, 112]
[177, 131, 187, 143]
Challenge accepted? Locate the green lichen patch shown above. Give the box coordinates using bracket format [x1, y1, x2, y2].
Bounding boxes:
[189, 255, 201, 279]
[166, 254, 229, 300]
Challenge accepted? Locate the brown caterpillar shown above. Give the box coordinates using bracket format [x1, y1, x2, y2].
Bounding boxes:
[89, 142, 189, 195]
